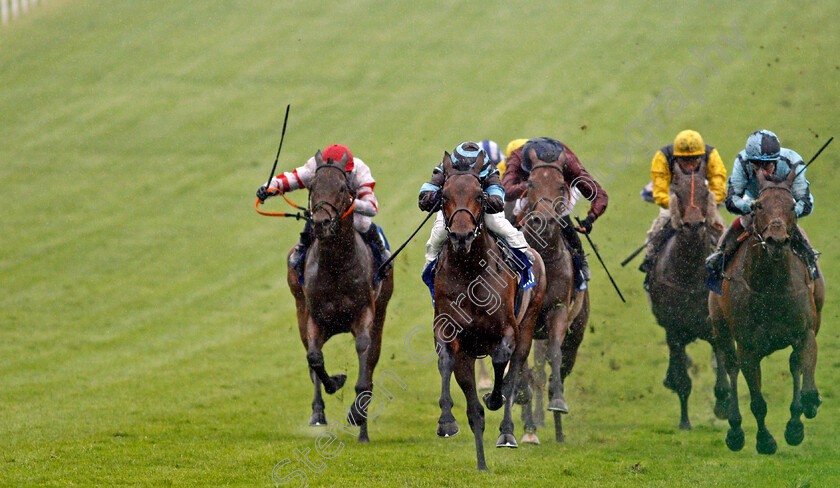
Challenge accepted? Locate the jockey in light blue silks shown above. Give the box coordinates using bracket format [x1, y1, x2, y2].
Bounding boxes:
[418, 142, 534, 274]
[706, 130, 819, 287]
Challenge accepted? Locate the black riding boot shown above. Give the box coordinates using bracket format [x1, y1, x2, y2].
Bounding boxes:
[362, 225, 392, 272]
[791, 226, 820, 280]
[705, 221, 740, 280]
[290, 223, 313, 270]
[561, 218, 589, 281]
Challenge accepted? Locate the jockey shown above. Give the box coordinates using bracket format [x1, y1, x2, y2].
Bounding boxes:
[639, 130, 727, 274]
[418, 141, 534, 272]
[256, 144, 391, 269]
[479, 140, 506, 174]
[706, 130, 818, 280]
[502, 137, 609, 280]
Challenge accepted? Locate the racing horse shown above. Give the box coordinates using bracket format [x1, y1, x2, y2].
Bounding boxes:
[433, 151, 545, 471]
[709, 167, 825, 454]
[287, 150, 394, 443]
[647, 160, 729, 430]
[516, 149, 589, 444]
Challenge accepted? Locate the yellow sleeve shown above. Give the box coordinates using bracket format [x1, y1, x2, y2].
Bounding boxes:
[705, 148, 727, 204]
[497, 160, 507, 178]
[651, 150, 671, 209]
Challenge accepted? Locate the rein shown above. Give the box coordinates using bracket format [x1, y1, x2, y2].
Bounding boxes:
[309, 164, 357, 223]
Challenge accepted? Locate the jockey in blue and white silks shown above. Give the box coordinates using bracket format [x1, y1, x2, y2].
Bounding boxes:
[418, 142, 533, 272]
[706, 130, 819, 288]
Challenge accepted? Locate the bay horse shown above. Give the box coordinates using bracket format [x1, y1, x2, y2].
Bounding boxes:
[287, 151, 394, 443]
[647, 161, 729, 430]
[709, 167, 825, 454]
[517, 149, 589, 444]
[433, 151, 546, 471]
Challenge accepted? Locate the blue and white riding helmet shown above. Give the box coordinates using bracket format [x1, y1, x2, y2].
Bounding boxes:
[745, 130, 781, 162]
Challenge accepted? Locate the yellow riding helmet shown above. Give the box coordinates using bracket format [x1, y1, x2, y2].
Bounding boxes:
[673, 130, 705, 156]
[505, 138, 528, 158]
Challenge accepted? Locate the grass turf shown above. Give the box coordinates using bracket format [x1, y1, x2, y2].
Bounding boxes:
[1, 1, 839, 486]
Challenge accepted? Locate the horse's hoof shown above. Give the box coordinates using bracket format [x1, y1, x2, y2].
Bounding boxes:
[713, 399, 729, 420]
[555, 432, 565, 443]
[496, 433, 518, 448]
[323, 374, 347, 394]
[357, 435, 370, 444]
[663, 377, 677, 392]
[308, 411, 327, 426]
[802, 391, 822, 419]
[548, 398, 569, 413]
[436, 421, 459, 438]
[725, 428, 745, 451]
[521, 432, 540, 445]
[785, 418, 805, 446]
[756, 430, 777, 455]
[483, 392, 505, 411]
[679, 420, 692, 431]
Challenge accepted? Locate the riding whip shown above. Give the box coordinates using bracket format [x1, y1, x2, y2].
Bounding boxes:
[376, 206, 439, 276]
[620, 238, 651, 267]
[794, 136, 833, 178]
[575, 216, 626, 303]
[265, 104, 291, 190]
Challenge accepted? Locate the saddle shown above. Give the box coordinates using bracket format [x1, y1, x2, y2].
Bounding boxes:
[421, 234, 535, 315]
[292, 224, 391, 286]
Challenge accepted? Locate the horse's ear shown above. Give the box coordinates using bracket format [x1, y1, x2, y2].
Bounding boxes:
[786, 163, 800, 185]
[756, 167, 768, 188]
[528, 148, 539, 167]
[314, 150, 325, 167]
[338, 151, 350, 170]
[672, 165, 681, 182]
[441, 151, 453, 174]
[669, 193, 683, 227]
[472, 151, 485, 175]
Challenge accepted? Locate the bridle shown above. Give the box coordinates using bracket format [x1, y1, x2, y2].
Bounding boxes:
[526, 162, 568, 215]
[309, 164, 356, 233]
[751, 185, 794, 246]
[442, 171, 485, 238]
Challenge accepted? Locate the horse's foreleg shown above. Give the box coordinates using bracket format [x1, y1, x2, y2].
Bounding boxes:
[483, 330, 513, 412]
[520, 366, 540, 445]
[305, 318, 347, 395]
[720, 335, 744, 451]
[711, 339, 731, 420]
[546, 308, 570, 414]
[498, 319, 534, 449]
[800, 328, 821, 419]
[741, 352, 776, 455]
[309, 369, 327, 426]
[785, 345, 805, 446]
[532, 339, 548, 428]
[664, 331, 692, 430]
[348, 306, 378, 442]
[453, 355, 487, 471]
[436, 340, 459, 438]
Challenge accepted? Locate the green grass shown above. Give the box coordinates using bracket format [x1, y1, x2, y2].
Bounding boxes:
[2, 1, 839, 486]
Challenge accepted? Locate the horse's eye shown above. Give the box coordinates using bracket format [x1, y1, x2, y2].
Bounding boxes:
[755, 202, 763, 210]
[526, 181, 533, 189]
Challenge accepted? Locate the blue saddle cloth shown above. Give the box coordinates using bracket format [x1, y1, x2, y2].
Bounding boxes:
[293, 224, 390, 286]
[421, 237, 535, 315]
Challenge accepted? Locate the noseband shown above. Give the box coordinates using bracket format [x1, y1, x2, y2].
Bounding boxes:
[443, 171, 485, 238]
[310, 164, 356, 231]
[751, 186, 794, 245]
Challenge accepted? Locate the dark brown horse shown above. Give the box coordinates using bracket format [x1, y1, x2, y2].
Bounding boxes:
[647, 161, 729, 430]
[517, 150, 589, 444]
[433, 151, 545, 471]
[709, 168, 825, 454]
[287, 151, 394, 443]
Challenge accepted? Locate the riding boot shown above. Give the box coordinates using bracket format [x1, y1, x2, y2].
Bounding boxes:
[561, 219, 589, 281]
[290, 224, 313, 269]
[791, 226, 820, 280]
[363, 225, 392, 271]
[705, 219, 742, 280]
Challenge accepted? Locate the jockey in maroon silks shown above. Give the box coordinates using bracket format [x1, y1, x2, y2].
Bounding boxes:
[502, 137, 609, 280]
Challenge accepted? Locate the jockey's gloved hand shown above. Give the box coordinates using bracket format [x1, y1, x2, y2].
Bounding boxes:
[418, 190, 439, 212]
[484, 193, 504, 214]
[576, 216, 594, 234]
[256, 185, 270, 202]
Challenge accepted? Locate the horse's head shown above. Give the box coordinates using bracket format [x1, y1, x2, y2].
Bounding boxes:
[668, 160, 711, 236]
[752, 167, 798, 255]
[522, 147, 568, 243]
[309, 150, 354, 239]
[441, 150, 485, 254]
